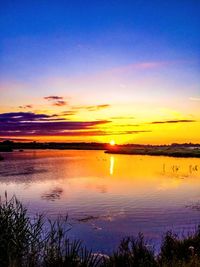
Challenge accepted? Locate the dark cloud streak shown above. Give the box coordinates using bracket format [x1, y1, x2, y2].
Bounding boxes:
[149, 119, 196, 124]
[44, 96, 67, 106]
[72, 104, 110, 112]
[44, 96, 63, 100]
[19, 105, 33, 109]
[0, 112, 110, 137]
[53, 100, 67, 106]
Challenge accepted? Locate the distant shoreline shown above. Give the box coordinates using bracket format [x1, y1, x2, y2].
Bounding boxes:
[1, 141, 200, 158]
[106, 147, 200, 158]
[0, 141, 108, 152]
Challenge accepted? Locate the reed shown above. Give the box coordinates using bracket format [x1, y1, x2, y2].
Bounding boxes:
[0, 194, 200, 267]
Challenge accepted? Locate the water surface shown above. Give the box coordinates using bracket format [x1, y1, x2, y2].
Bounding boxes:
[0, 150, 200, 252]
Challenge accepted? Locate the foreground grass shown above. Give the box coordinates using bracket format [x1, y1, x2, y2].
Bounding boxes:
[0, 195, 200, 267]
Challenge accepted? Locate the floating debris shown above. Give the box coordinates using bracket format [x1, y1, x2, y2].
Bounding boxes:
[77, 215, 100, 222]
[41, 187, 63, 201]
[185, 202, 200, 211]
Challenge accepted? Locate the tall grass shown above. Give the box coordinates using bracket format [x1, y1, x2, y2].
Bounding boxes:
[0, 194, 101, 267]
[0, 194, 200, 267]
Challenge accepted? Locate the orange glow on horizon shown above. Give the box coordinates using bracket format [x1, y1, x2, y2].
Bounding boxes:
[0, 101, 199, 145]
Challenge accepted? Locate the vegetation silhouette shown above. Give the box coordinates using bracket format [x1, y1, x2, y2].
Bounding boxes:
[0, 194, 200, 267]
[106, 143, 200, 158]
[1, 141, 200, 158]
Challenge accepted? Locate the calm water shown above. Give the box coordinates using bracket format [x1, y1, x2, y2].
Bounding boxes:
[0, 150, 200, 252]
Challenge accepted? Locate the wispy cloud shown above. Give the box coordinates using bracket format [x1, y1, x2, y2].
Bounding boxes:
[189, 97, 200, 101]
[0, 112, 58, 122]
[25, 130, 151, 136]
[85, 104, 110, 111]
[52, 100, 67, 106]
[19, 105, 33, 109]
[44, 96, 64, 100]
[72, 104, 110, 112]
[44, 96, 68, 106]
[149, 119, 196, 124]
[108, 61, 172, 75]
[61, 111, 77, 116]
[111, 116, 135, 120]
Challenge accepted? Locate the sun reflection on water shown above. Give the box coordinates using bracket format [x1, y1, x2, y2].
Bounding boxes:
[110, 156, 115, 175]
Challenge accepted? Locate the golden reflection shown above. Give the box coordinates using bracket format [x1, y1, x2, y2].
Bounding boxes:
[109, 156, 115, 175]
[0, 150, 200, 207]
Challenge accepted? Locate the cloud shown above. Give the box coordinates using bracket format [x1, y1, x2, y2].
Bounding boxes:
[61, 111, 77, 116]
[111, 116, 135, 120]
[19, 105, 33, 109]
[149, 119, 196, 124]
[44, 96, 64, 100]
[86, 104, 110, 111]
[0, 112, 150, 137]
[53, 100, 67, 106]
[0, 112, 110, 137]
[0, 137, 33, 142]
[108, 61, 172, 75]
[0, 112, 58, 122]
[5, 130, 150, 137]
[44, 96, 68, 106]
[189, 97, 200, 101]
[72, 104, 110, 112]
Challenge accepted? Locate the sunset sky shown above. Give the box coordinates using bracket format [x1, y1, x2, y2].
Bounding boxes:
[0, 0, 200, 144]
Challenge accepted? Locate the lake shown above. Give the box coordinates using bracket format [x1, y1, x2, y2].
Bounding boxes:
[0, 150, 200, 253]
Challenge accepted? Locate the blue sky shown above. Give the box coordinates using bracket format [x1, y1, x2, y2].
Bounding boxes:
[1, 0, 199, 80]
[0, 0, 200, 143]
